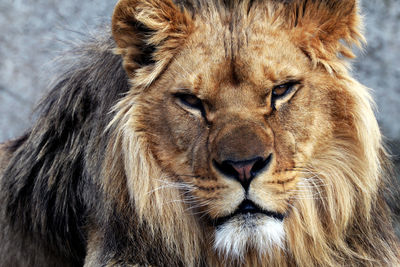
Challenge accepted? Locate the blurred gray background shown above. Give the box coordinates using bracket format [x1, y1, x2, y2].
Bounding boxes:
[0, 0, 399, 167]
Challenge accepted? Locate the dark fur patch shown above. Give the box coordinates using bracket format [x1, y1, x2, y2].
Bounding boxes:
[0, 32, 130, 266]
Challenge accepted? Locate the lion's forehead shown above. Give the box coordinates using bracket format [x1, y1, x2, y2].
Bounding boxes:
[177, 21, 310, 97]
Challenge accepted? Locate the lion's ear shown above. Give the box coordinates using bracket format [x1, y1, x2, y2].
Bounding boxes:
[284, 0, 365, 73]
[112, 0, 193, 87]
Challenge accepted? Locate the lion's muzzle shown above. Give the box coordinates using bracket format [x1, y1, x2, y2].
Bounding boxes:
[211, 121, 273, 191]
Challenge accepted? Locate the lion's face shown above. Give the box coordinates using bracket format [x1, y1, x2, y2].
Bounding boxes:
[133, 14, 347, 257]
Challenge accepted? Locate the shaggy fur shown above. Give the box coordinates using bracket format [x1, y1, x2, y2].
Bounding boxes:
[1, 0, 399, 266]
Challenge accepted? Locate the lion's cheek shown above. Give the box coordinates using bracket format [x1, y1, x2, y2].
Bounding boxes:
[163, 108, 201, 149]
[248, 174, 296, 212]
[147, 100, 204, 154]
[190, 179, 244, 218]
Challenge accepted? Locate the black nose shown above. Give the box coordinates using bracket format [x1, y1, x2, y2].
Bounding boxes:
[213, 154, 272, 190]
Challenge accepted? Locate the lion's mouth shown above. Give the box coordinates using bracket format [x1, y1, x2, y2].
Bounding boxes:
[212, 200, 285, 227]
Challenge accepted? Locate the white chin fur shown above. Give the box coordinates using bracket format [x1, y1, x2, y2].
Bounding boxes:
[214, 214, 285, 260]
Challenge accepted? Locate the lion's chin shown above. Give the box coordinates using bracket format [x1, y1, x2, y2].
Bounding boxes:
[214, 213, 285, 260]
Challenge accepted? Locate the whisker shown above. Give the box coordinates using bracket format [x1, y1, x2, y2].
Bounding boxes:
[176, 174, 203, 178]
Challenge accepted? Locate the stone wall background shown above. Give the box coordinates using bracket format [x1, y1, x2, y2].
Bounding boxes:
[0, 0, 399, 167]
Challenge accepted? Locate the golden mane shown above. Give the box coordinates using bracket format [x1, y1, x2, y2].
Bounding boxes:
[105, 1, 400, 266]
[104, 99, 203, 265]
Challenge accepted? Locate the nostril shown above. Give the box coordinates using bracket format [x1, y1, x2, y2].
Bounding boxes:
[250, 154, 272, 177]
[213, 159, 239, 179]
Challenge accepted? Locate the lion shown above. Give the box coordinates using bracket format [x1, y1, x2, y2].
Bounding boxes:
[0, 0, 399, 266]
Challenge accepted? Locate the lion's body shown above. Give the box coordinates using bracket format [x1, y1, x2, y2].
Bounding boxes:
[1, 0, 400, 266]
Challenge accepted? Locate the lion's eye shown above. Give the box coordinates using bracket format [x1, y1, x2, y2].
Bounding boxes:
[175, 93, 202, 109]
[174, 93, 206, 117]
[272, 82, 296, 98]
[270, 81, 301, 109]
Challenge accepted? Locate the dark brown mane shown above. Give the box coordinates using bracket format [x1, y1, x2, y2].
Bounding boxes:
[0, 33, 130, 266]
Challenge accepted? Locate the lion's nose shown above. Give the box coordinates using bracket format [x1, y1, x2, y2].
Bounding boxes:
[213, 154, 272, 190]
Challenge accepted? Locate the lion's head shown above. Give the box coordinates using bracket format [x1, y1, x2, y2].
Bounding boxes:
[107, 0, 399, 265]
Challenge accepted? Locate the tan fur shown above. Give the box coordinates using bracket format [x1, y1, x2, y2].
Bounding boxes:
[0, 145, 8, 173]
[103, 0, 400, 265]
[0, 143, 13, 176]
